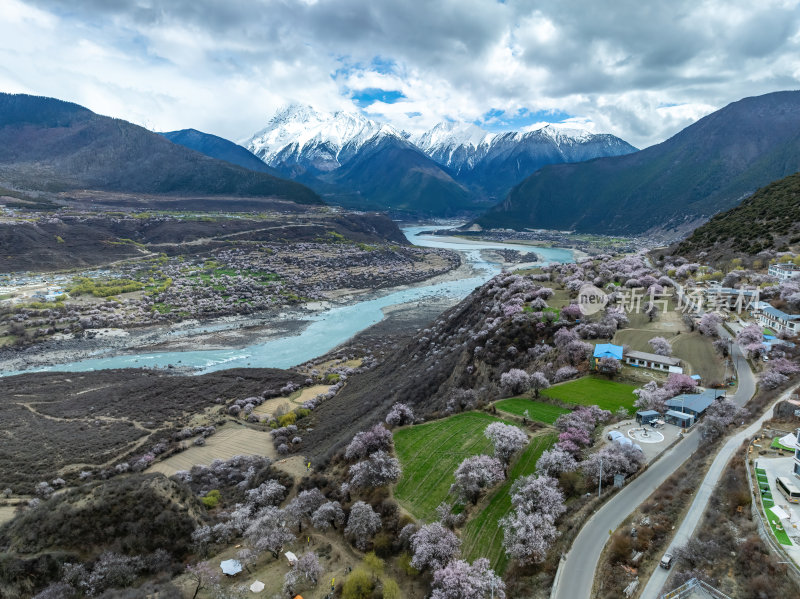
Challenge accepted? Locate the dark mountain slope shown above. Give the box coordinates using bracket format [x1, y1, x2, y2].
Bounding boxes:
[476, 91, 800, 234]
[329, 136, 475, 216]
[458, 130, 637, 201]
[160, 128, 283, 176]
[0, 94, 321, 204]
[675, 171, 800, 260]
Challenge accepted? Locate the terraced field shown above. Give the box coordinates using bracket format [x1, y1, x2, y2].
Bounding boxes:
[393, 412, 510, 522]
[495, 398, 569, 424]
[541, 376, 637, 413]
[148, 423, 275, 476]
[461, 432, 557, 572]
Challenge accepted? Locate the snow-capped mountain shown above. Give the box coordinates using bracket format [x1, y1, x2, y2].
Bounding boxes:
[241, 104, 637, 214]
[242, 104, 475, 216]
[245, 104, 407, 174]
[412, 121, 495, 172]
[413, 121, 637, 190]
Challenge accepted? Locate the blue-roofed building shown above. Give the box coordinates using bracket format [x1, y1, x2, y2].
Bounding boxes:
[754, 303, 800, 335]
[593, 343, 623, 360]
[664, 388, 726, 418]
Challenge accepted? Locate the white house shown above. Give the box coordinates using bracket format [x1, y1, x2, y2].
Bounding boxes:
[753, 302, 800, 335]
[623, 350, 683, 373]
[795, 428, 800, 479]
[769, 263, 800, 281]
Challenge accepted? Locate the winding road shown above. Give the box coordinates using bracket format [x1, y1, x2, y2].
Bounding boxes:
[553, 328, 756, 599]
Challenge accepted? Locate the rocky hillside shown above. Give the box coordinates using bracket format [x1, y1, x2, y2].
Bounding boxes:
[675, 171, 800, 261]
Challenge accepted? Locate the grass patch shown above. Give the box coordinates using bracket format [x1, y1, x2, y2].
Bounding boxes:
[461, 433, 557, 573]
[771, 437, 795, 451]
[541, 376, 638, 413]
[495, 398, 569, 424]
[393, 412, 511, 522]
[766, 507, 793, 545]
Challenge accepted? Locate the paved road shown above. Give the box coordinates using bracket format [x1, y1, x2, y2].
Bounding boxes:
[553, 332, 755, 599]
[640, 386, 796, 598]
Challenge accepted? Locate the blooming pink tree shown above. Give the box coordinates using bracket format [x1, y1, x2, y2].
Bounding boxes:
[648, 336, 672, 356]
[736, 324, 763, 347]
[430, 558, 506, 599]
[411, 522, 462, 571]
[344, 424, 393, 461]
[633, 381, 669, 412]
[500, 369, 531, 395]
[596, 357, 621, 377]
[509, 475, 566, 521]
[700, 399, 748, 440]
[529, 372, 550, 398]
[451, 455, 506, 504]
[697, 313, 722, 337]
[348, 450, 402, 489]
[484, 422, 528, 466]
[285, 488, 327, 532]
[663, 373, 697, 397]
[558, 426, 591, 448]
[769, 358, 800, 376]
[535, 446, 578, 477]
[244, 506, 295, 558]
[345, 501, 382, 550]
[311, 501, 345, 530]
[386, 403, 414, 427]
[500, 509, 559, 564]
[761, 369, 789, 390]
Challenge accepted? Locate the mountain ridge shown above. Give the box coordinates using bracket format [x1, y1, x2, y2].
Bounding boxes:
[474, 90, 800, 234]
[244, 104, 637, 213]
[0, 93, 321, 205]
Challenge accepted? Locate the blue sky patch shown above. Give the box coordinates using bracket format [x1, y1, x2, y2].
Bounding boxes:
[476, 107, 572, 131]
[351, 88, 406, 107]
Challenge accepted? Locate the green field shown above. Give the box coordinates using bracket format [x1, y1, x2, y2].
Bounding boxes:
[461, 433, 557, 572]
[393, 412, 510, 522]
[771, 438, 795, 452]
[766, 507, 793, 545]
[495, 398, 570, 424]
[540, 377, 638, 413]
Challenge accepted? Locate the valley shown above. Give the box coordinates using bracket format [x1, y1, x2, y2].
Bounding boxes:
[0, 29, 799, 599]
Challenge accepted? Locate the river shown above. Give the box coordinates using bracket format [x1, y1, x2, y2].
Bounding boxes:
[2, 227, 574, 376]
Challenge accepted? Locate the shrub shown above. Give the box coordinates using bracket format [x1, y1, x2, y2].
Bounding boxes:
[342, 568, 373, 599]
[278, 412, 297, 428]
[201, 490, 221, 509]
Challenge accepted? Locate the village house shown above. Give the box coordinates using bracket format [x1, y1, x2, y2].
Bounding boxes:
[623, 350, 683, 373]
[769, 263, 800, 280]
[752, 301, 800, 335]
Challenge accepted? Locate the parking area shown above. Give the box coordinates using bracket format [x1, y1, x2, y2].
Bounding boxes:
[600, 419, 684, 463]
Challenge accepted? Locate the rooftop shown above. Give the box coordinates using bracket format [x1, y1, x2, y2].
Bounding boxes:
[593, 343, 623, 360]
[625, 350, 682, 366]
[761, 305, 800, 321]
[665, 389, 726, 414]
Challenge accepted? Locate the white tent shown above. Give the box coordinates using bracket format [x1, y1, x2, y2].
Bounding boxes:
[285, 551, 298, 564]
[771, 505, 791, 521]
[250, 580, 265, 593]
[778, 432, 798, 450]
[220, 559, 243, 576]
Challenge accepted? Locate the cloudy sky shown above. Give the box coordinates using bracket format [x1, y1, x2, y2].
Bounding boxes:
[2, 0, 800, 148]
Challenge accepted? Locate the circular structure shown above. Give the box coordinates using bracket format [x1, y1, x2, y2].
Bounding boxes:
[628, 427, 664, 444]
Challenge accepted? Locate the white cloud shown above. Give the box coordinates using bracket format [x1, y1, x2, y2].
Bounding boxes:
[2, 0, 799, 147]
